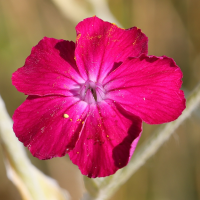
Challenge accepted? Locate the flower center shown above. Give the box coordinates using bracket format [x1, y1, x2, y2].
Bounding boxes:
[90, 88, 97, 101]
[79, 80, 105, 104]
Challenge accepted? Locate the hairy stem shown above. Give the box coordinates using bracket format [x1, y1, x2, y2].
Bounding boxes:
[0, 96, 71, 200]
[0, 96, 46, 200]
[51, 0, 93, 23]
[87, 0, 122, 26]
[83, 83, 200, 200]
[51, 0, 121, 26]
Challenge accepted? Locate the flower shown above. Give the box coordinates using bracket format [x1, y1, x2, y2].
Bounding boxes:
[12, 16, 185, 178]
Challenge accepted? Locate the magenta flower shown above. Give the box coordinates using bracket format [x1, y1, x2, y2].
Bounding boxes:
[12, 16, 185, 178]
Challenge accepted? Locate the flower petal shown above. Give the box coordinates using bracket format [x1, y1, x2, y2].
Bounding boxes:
[13, 95, 89, 159]
[12, 37, 85, 96]
[75, 16, 148, 82]
[68, 100, 142, 178]
[104, 55, 186, 124]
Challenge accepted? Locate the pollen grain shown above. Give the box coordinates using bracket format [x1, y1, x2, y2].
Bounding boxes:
[63, 114, 69, 118]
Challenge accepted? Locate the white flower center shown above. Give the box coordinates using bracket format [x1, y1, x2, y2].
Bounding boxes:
[79, 80, 105, 104]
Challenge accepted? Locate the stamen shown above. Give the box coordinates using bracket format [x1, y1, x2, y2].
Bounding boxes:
[78, 80, 105, 104]
[90, 88, 97, 101]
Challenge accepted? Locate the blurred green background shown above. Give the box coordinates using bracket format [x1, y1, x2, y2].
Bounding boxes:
[0, 0, 200, 199]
